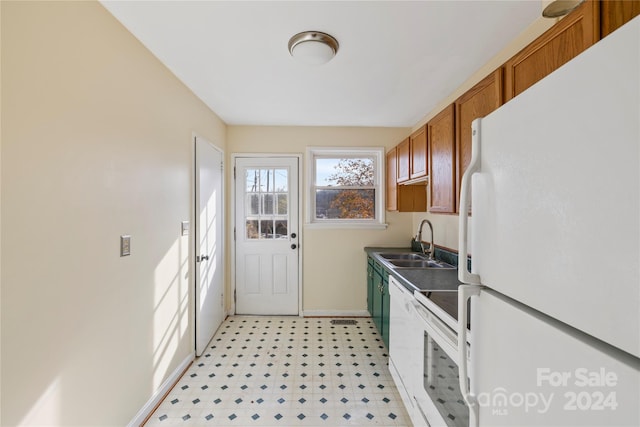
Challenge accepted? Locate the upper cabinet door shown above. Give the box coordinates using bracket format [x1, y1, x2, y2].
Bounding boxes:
[385, 147, 398, 211]
[455, 68, 504, 212]
[428, 104, 456, 214]
[601, 0, 640, 38]
[504, 0, 600, 101]
[396, 138, 410, 183]
[409, 126, 427, 180]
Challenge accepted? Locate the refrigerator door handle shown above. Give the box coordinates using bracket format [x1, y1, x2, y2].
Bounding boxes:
[458, 284, 481, 427]
[458, 119, 482, 285]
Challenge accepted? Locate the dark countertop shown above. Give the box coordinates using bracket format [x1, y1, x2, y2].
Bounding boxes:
[364, 247, 462, 293]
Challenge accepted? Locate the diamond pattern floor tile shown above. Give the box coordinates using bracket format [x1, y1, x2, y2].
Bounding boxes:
[144, 316, 411, 426]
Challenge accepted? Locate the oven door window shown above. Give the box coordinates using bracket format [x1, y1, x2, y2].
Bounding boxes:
[424, 331, 469, 427]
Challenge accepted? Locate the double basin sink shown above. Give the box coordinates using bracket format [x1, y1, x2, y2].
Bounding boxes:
[377, 252, 455, 269]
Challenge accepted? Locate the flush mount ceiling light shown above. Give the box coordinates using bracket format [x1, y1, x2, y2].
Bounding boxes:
[288, 31, 339, 65]
[542, 0, 585, 18]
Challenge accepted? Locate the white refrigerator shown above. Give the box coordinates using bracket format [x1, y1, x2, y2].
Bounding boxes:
[457, 16, 640, 427]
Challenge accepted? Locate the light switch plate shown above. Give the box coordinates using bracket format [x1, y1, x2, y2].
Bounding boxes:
[181, 221, 190, 236]
[120, 235, 131, 256]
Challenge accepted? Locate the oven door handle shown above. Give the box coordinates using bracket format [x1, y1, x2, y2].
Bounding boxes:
[458, 284, 481, 427]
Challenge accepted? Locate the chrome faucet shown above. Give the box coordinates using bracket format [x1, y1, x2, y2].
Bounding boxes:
[415, 219, 435, 260]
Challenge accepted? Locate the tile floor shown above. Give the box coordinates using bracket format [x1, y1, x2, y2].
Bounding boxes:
[144, 316, 411, 426]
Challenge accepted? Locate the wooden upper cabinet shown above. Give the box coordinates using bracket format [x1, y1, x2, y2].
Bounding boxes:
[389, 137, 427, 212]
[504, 0, 600, 101]
[385, 147, 398, 211]
[396, 138, 410, 183]
[455, 68, 504, 212]
[397, 184, 427, 212]
[409, 126, 428, 180]
[428, 104, 456, 214]
[601, 0, 640, 38]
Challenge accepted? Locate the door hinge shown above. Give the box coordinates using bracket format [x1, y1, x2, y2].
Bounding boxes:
[220, 161, 224, 172]
[234, 227, 236, 241]
[233, 167, 236, 179]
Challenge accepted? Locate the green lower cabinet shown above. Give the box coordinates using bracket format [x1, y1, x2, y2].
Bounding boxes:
[366, 256, 391, 349]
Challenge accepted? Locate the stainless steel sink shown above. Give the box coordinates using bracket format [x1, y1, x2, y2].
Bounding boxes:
[389, 259, 455, 269]
[378, 253, 427, 261]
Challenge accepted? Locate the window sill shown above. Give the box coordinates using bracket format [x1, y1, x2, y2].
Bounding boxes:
[304, 222, 388, 230]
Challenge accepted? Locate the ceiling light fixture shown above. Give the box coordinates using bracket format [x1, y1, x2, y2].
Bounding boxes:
[288, 31, 339, 65]
[542, 0, 585, 18]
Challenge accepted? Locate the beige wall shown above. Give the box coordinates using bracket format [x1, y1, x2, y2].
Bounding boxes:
[0, 2, 3, 423]
[412, 10, 557, 252]
[227, 126, 413, 314]
[1, 2, 226, 425]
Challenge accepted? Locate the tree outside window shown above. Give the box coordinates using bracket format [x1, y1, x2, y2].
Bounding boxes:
[315, 158, 375, 219]
[307, 147, 385, 228]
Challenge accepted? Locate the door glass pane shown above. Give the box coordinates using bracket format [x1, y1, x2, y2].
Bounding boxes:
[277, 194, 288, 215]
[248, 194, 259, 215]
[275, 220, 288, 238]
[246, 220, 259, 239]
[262, 194, 274, 215]
[246, 169, 260, 192]
[260, 220, 274, 239]
[274, 169, 288, 191]
[259, 170, 274, 192]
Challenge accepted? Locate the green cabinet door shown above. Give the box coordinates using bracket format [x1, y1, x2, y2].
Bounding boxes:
[366, 256, 391, 350]
[367, 257, 374, 316]
[381, 271, 390, 350]
[372, 268, 383, 334]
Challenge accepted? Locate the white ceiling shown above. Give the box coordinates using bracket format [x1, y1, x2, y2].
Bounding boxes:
[101, 1, 542, 127]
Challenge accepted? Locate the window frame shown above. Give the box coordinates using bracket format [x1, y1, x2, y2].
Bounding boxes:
[305, 147, 387, 229]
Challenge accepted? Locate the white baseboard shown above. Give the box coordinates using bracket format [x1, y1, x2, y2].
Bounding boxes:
[301, 309, 370, 317]
[128, 352, 195, 427]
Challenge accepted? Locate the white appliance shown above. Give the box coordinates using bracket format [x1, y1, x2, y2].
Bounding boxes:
[412, 289, 470, 427]
[389, 277, 422, 421]
[457, 17, 640, 427]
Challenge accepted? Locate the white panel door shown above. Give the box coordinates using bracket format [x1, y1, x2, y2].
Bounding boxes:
[195, 137, 224, 356]
[235, 157, 299, 315]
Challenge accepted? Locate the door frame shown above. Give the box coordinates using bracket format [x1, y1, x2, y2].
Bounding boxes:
[191, 133, 226, 354]
[230, 153, 303, 316]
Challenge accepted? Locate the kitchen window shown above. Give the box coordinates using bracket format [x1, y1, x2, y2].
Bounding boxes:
[306, 147, 386, 229]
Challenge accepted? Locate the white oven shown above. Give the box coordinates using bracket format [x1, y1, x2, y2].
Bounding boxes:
[411, 291, 470, 427]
